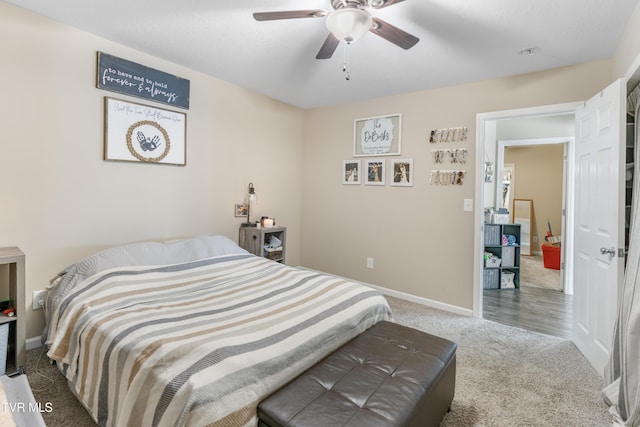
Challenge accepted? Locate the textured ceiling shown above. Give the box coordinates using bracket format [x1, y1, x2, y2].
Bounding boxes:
[5, 0, 639, 109]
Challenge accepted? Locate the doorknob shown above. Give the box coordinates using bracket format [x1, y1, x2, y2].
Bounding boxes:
[600, 246, 616, 259]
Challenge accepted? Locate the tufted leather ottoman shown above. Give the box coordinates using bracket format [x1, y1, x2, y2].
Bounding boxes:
[258, 321, 457, 427]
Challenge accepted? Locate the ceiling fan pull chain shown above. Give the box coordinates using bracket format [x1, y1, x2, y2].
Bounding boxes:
[343, 43, 351, 81]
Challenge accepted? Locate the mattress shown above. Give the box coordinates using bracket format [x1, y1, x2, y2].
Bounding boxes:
[45, 244, 392, 427]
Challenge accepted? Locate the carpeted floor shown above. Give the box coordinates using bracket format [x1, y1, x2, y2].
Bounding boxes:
[25, 348, 96, 426]
[388, 297, 610, 426]
[520, 254, 562, 291]
[25, 296, 611, 427]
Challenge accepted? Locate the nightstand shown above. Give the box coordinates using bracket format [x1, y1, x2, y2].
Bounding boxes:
[239, 226, 286, 263]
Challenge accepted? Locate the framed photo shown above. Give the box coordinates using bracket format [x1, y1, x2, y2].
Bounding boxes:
[365, 159, 386, 186]
[390, 158, 414, 187]
[342, 160, 361, 184]
[104, 97, 187, 165]
[354, 114, 401, 157]
[235, 203, 248, 217]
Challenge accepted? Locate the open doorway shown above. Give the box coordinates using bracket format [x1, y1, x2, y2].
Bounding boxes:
[497, 138, 569, 293]
[474, 105, 579, 338]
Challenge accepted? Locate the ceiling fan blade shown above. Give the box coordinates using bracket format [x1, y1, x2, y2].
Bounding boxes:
[253, 10, 327, 21]
[372, 0, 407, 9]
[316, 33, 340, 59]
[370, 17, 419, 50]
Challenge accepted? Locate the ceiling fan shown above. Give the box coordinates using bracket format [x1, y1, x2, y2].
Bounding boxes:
[253, 0, 419, 60]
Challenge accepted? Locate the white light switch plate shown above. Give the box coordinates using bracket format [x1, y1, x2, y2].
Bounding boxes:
[464, 199, 473, 212]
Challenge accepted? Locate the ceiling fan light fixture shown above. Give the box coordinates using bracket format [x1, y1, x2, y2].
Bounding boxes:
[325, 8, 373, 44]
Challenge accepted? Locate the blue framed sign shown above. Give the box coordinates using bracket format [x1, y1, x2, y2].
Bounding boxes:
[97, 52, 190, 109]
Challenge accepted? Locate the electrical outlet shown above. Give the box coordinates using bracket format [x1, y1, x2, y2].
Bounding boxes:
[366, 257, 374, 269]
[32, 290, 46, 310]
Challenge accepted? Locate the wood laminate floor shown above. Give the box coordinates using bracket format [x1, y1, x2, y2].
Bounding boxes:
[483, 286, 573, 339]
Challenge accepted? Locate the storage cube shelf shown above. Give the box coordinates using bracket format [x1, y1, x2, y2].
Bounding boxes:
[0, 247, 25, 374]
[483, 224, 521, 290]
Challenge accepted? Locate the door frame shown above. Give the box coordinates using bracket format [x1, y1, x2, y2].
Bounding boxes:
[473, 103, 580, 318]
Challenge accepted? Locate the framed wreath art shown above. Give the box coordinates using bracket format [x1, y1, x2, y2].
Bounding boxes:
[104, 97, 186, 165]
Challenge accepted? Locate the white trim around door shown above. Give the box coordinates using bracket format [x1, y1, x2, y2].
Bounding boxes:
[474, 102, 581, 319]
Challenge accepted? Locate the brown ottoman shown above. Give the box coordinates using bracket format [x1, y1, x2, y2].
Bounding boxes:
[258, 321, 457, 427]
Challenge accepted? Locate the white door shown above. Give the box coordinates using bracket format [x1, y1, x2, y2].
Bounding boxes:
[573, 78, 625, 376]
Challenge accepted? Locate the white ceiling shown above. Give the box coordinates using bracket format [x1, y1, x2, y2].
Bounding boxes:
[5, 0, 639, 109]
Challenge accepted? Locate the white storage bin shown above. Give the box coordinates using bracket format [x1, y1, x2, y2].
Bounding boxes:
[502, 246, 516, 267]
[491, 213, 510, 224]
[501, 271, 516, 289]
[485, 254, 501, 267]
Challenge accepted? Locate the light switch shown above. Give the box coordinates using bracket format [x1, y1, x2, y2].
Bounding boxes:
[464, 199, 473, 212]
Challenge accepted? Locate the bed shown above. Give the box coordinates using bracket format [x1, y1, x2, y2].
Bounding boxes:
[43, 235, 392, 427]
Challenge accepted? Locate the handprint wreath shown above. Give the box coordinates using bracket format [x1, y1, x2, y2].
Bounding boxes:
[137, 131, 160, 152]
[126, 120, 171, 162]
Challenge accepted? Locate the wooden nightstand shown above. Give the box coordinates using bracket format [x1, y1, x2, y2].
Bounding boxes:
[239, 226, 286, 263]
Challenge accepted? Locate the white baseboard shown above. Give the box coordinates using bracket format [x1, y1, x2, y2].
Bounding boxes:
[296, 265, 473, 318]
[367, 283, 473, 317]
[26, 336, 43, 351]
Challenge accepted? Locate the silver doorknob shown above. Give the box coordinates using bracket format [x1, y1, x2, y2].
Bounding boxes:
[600, 246, 616, 259]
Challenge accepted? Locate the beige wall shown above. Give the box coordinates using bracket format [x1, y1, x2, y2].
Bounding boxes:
[504, 145, 564, 252]
[4, 1, 640, 342]
[301, 62, 612, 312]
[613, 0, 640, 80]
[1, 3, 304, 339]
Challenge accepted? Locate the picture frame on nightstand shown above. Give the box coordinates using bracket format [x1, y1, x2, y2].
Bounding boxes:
[235, 203, 248, 217]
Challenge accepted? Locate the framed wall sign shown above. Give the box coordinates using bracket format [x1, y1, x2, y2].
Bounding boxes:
[342, 160, 361, 184]
[354, 114, 401, 157]
[365, 159, 386, 186]
[97, 52, 190, 109]
[104, 97, 186, 165]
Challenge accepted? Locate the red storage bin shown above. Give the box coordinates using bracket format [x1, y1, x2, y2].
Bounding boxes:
[542, 244, 561, 270]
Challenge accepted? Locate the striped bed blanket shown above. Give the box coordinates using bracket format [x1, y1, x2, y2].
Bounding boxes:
[46, 253, 392, 427]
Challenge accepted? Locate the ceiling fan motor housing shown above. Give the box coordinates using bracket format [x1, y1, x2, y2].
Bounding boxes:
[331, 0, 368, 11]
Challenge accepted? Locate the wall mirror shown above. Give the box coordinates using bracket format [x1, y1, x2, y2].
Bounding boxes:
[502, 164, 514, 211]
[512, 198, 533, 255]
